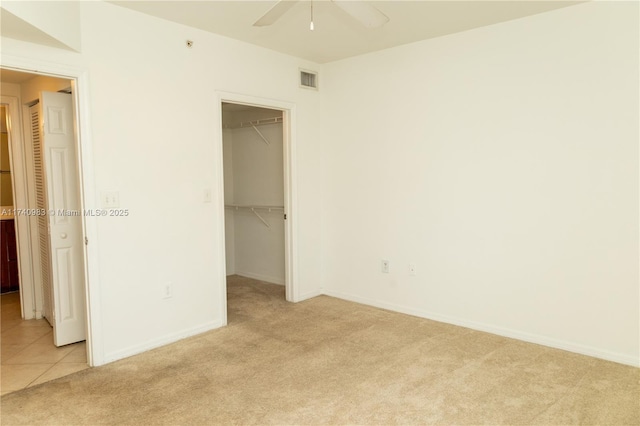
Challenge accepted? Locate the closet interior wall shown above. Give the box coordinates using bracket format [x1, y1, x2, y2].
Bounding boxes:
[222, 104, 285, 285]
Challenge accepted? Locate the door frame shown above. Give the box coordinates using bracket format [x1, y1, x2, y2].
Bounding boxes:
[1, 55, 103, 366]
[215, 91, 299, 325]
[1, 95, 35, 314]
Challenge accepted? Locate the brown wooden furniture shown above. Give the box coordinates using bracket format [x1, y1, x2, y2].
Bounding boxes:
[1, 219, 19, 293]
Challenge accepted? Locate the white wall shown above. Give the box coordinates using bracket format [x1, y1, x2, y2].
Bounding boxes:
[223, 108, 285, 284]
[321, 2, 639, 366]
[1, 0, 325, 364]
[223, 128, 235, 275]
[20, 75, 71, 104]
[1, 82, 21, 98]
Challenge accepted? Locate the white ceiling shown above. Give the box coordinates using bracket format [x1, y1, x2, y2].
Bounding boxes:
[109, 1, 582, 64]
[0, 6, 72, 51]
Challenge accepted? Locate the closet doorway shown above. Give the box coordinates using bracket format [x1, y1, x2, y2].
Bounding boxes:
[218, 94, 298, 316]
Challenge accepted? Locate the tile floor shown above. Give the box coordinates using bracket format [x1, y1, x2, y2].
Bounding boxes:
[1, 292, 88, 395]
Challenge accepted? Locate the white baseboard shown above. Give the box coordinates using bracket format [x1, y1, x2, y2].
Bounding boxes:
[235, 271, 285, 286]
[323, 289, 639, 368]
[103, 320, 223, 365]
[297, 288, 323, 301]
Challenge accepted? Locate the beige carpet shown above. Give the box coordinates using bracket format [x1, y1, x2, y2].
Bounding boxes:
[1, 275, 638, 425]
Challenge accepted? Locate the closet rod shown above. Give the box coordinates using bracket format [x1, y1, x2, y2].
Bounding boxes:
[225, 204, 284, 212]
[224, 116, 283, 130]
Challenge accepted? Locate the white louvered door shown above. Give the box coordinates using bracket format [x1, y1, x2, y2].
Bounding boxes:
[37, 92, 86, 346]
[31, 103, 54, 325]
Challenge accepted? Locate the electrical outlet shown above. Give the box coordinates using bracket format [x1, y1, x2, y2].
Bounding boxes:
[162, 283, 173, 299]
[409, 263, 416, 276]
[381, 260, 390, 274]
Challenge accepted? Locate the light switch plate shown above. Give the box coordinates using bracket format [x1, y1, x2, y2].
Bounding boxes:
[102, 191, 119, 208]
[203, 188, 212, 203]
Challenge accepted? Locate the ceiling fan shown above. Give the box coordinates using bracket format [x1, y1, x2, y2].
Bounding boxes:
[253, 0, 390, 29]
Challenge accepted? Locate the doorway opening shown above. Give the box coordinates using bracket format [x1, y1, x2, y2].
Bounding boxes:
[218, 94, 298, 324]
[1, 105, 19, 293]
[0, 68, 89, 392]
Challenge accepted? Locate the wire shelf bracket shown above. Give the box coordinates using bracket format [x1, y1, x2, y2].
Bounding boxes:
[252, 125, 270, 145]
[225, 204, 285, 229]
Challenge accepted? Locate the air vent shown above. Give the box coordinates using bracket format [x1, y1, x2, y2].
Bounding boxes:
[299, 69, 318, 90]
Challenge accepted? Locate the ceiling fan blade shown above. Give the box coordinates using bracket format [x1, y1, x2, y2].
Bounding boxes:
[332, 0, 389, 28]
[253, 1, 299, 27]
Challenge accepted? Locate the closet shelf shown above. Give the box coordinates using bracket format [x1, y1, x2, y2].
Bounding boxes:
[225, 204, 284, 229]
[223, 116, 283, 145]
[223, 116, 283, 130]
[225, 204, 284, 211]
